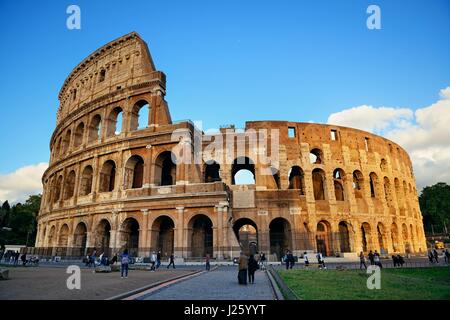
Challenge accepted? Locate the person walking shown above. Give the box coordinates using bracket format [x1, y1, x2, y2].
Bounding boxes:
[238, 252, 248, 285]
[303, 252, 310, 268]
[432, 249, 439, 263]
[368, 250, 375, 265]
[167, 253, 175, 269]
[258, 252, 267, 271]
[150, 251, 157, 271]
[247, 254, 258, 284]
[205, 254, 211, 271]
[285, 250, 294, 270]
[156, 251, 161, 269]
[374, 251, 382, 269]
[359, 251, 367, 269]
[428, 250, 434, 263]
[316, 252, 326, 269]
[444, 249, 449, 264]
[120, 249, 129, 278]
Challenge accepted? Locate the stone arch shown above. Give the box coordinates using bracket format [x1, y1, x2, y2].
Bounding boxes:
[333, 168, 345, 201]
[130, 100, 150, 131]
[57, 224, 70, 256]
[94, 219, 111, 255]
[53, 175, 63, 203]
[233, 218, 258, 256]
[54, 136, 62, 157]
[154, 151, 176, 186]
[402, 223, 410, 253]
[120, 217, 140, 256]
[269, 218, 292, 261]
[63, 170, 76, 200]
[380, 158, 388, 172]
[352, 170, 364, 198]
[47, 225, 56, 247]
[124, 155, 144, 189]
[106, 106, 123, 137]
[288, 166, 305, 195]
[409, 224, 416, 253]
[338, 221, 351, 253]
[61, 129, 72, 154]
[79, 165, 93, 196]
[309, 148, 323, 164]
[188, 214, 213, 258]
[361, 222, 373, 253]
[232, 156, 255, 185]
[383, 177, 393, 207]
[99, 160, 116, 192]
[73, 222, 88, 256]
[312, 168, 326, 200]
[88, 114, 102, 143]
[151, 215, 175, 257]
[369, 172, 378, 198]
[391, 222, 400, 252]
[204, 160, 221, 182]
[377, 222, 387, 254]
[316, 220, 332, 256]
[74, 122, 84, 148]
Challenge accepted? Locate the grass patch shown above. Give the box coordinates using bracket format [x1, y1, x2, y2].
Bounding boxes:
[279, 267, 450, 300]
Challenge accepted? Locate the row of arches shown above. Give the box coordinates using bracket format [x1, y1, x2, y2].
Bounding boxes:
[53, 100, 150, 159]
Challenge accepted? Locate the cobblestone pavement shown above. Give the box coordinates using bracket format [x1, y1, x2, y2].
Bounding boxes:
[141, 266, 276, 300]
[0, 266, 199, 300]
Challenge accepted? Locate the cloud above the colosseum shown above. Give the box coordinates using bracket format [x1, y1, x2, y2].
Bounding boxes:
[0, 162, 48, 204]
[327, 86, 450, 191]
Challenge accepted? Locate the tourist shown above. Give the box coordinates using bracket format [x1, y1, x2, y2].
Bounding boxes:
[167, 253, 175, 269]
[259, 252, 267, 271]
[432, 249, 439, 263]
[120, 249, 129, 278]
[397, 254, 405, 267]
[303, 252, 310, 268]
[392, 255, 398, 267]
[150, 251, 157, 271]
[110, 253, 118, 265]
[444, 249, 449, 264]
[285, 250, 294, 270]
[238, 251, 248, 285]
[428, 250, 434, 263]
[247, 254, 258, 284]
[359, 251, 367, 269]
[91, 249, 97, 267]
[316, 252, 326, 269]
[373, 251, 382, 269]
[368, 250, 375, 265]
[21, 253, 27, 266]
[205, 253, 211, 271]
[156, 250, 161, 269]
[14, 251, 20, 266]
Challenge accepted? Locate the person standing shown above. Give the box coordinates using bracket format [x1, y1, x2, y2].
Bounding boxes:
[156, 251, 161, 269]
[167, 253, 175, 269]
[150, 251, 157, 271]
[259, 252, 267, 271]
[238, 252, 248, 285]
[247, 254, 258, 284]
[374, 251, 382, 269]
[120, 249, 129, 278]
[303, 252, 310, 268]
[444, 249, 449, 264]
[359, 252, 367, 269]
[428, 250, 434, 263]
[368, 250, 374, 265]
[205, 254, 211, 271]
[433, 249, 439, 263]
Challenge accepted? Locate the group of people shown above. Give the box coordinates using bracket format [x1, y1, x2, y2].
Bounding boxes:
[237, 252, 261, 285]
[0, 250, 39, 266]
[119, 249, 176, 278]
[283, 250, 327, 269]
[428, 248, 450, 264]
[359, 250, 383, 269]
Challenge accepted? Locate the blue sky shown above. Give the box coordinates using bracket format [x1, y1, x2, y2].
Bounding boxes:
[0, 0, 449, 201]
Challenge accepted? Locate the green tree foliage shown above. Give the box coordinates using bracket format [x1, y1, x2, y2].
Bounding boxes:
[419, 182, 450, 233]
[0, 195, 41, 247]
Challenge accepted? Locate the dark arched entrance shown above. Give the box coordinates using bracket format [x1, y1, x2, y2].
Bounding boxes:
[189, 215, 213, 258]
[152, 216, 175, 257]
[269, 218, 292, 261]
[233, 218, 258, 256]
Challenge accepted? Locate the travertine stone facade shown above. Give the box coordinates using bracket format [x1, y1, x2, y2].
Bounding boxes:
[36, 32, 426, 261]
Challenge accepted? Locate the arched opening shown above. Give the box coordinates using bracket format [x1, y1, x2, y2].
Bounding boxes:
[384, 177, 393, 207]
[95, 219, 111, 255]
[155, 151, 176, 186]
[352, 170, 364, 198]
[74, 122, 84, 148]
[204, 160, 221, 182]
[48, 225, 56, 247]
[288, 166, 305, 195]
[73, 222, 87, 256]
[88, 114, 102, 143]
[338, 221, 351, 253]
[377, 223, 386, 253]
[316, 220, 332, 256]
[402, 223, 410, 253]
[57, 224, 69, 256]
[121, 218, 140, 257]
[232, 157, 255, 185]
[189, 215, 213, 258]
[106, 107, 123, 137]
[309, 148, 323, 164]
[391, 223, 399, 252]
[312, 168, 326, 200]
[152, 216, 175, 258]
[131, 100, 150, 131]
[124, 155, 144, 189]
[369, 172, 378, 198]
[63, 170, 76, 200]
[409, 224, 415, 253]
[98, 69, 106, 82]
[53, 175, 63, 203]
[361, 222, 372, 253]
[233, 218, 258, 256]
[54, 137, 62, 158]
[333, 168, 345, 201]
[99, 160, 116, 192]
[79, 165, 93, 196]
[270, 167, 281, 189]
[270, 218, 292, 261]
[62, 130, 71, 154]
[380, 158, 387, 172]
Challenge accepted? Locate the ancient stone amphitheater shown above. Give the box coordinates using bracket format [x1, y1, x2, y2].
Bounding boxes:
[35, 32, 426, 261]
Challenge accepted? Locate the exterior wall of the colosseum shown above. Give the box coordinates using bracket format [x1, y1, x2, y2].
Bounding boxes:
[35, 32, 427, 261]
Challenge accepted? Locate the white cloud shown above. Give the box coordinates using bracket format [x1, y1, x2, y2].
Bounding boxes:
[327, 86, 450, 190]
[0, 163, 48, 204]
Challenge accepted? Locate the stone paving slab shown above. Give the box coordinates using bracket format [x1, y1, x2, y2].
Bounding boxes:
[0, 267, 199, 300]
[142, 266, 276, 300]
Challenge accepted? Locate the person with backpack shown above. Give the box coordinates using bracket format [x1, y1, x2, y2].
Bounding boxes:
[120, 249, 130, 278]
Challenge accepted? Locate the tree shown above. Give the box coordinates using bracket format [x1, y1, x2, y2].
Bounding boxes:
[419, 182, 450, 234]
[0, 200, 11, 228]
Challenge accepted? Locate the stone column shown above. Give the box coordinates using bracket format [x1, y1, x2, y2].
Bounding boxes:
[139, 209, 149, 257]
[174, 207, 185, 259]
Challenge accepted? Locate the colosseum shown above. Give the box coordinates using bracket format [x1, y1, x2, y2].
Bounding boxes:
[35, 32, 427, 262]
